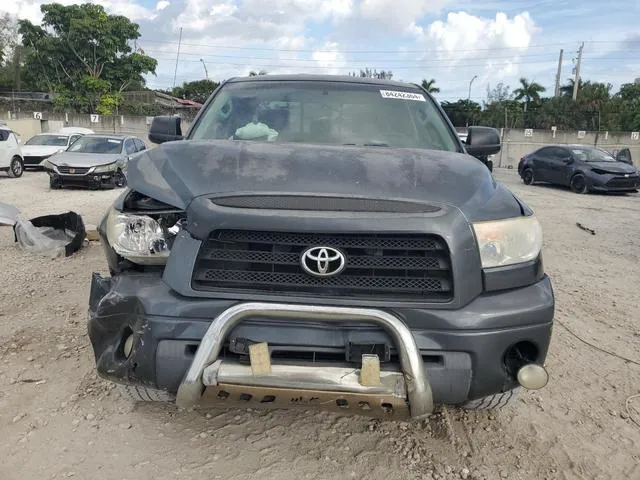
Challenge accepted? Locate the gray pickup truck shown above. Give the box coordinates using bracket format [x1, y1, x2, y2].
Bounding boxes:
[88, 75, 553, 420]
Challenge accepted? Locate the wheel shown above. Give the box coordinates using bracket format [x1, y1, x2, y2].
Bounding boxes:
[114, 169, 127, 188]
[485, 160, 493, 172]
[570, 173, 588, 194]
[119, 385, 175, 402]
[460, 388, 520, 411]
[7, 156, 24, 178]
[49, 177, 62, 189]
[522, 168, 534, 185]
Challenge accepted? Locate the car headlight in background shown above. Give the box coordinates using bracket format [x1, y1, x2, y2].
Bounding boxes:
[105, 207, 183, 264]
[41, 159, 56, 170]
[92, 163, 117, 174]
[472, 215, 542, 268]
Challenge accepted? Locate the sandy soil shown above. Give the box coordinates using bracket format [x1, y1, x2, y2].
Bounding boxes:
[1, 169, 639, 480]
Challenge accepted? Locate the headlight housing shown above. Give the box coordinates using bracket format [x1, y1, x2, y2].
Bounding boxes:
[41, 159, 55, 170]
[92, 163, 117, 174]
[472, 215, 542, 268]
[105, 207, 182, 265]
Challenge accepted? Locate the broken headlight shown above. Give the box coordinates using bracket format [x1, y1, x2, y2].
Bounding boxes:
[105, 207, 183, 265]
[472, 215, 542, 268]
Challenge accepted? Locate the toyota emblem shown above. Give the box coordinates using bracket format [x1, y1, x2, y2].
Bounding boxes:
[300, 246, 346, 277]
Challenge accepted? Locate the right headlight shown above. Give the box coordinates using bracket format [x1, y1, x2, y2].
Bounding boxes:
[92, 163, 117, 174]
[105, 207, 182, 265]
[472, 215, 542, 268]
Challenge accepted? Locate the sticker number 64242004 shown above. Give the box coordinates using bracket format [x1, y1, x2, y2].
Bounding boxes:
[380, 90, 426, 102]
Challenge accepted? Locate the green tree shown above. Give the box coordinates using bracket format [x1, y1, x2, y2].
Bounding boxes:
[559, 78, 585, 97]
[441, 100, 482, 127]
[513, 77, 546, 112]
[420, 78, 439, 93]
[18, 3, 157, 112]
[349, 68, 393, 80]
[172, 79, 219, 103]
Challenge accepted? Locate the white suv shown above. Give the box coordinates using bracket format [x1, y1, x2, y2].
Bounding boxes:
[0, 126, 24, 178]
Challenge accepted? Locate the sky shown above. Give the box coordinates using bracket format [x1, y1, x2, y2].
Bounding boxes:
[2, 0, 639, 101]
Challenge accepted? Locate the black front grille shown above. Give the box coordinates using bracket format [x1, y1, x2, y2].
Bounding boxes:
[57, 166, 90, 175]
[23, 156, 46, 165]
[192, 230, 453, 301]
[606, 176, 639, 189]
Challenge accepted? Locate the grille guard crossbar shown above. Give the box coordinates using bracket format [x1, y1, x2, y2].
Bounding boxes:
[176, 302, 434, 418]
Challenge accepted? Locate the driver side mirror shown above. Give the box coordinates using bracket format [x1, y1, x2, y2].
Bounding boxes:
[616, 147, 632, 165]
[562, 156, 574, 164]
[465, 126, 501, 157]
[149, 116, 183, 144]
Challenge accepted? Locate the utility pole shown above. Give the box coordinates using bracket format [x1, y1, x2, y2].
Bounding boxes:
[554, 49, 563, 97]
[572, 42, 584, 101]
[200, 59, 209, 79]
[172, 27, 183, 91]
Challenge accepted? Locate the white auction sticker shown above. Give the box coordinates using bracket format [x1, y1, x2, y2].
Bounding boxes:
[380, 90, 426, 102]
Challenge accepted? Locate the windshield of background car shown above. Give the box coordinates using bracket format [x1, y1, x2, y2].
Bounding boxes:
[190, 81, 460, 152]
[25, 134, 68, 146]
[571, 147, 617, 162]
[67, 136, 123, 154]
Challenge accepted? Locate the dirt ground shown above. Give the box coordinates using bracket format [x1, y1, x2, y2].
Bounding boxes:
[1, 169, 639, 480]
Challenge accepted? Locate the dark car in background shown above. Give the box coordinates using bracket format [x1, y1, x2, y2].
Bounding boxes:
[518, 145, 639, 194]
[42, 134, 147, 189]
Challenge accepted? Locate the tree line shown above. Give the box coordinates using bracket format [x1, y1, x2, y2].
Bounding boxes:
[0, 6, 638, 131]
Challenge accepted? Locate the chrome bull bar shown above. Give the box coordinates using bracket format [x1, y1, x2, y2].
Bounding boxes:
[176, 302, 434, 419]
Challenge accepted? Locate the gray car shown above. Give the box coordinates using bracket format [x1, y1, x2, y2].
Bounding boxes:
[42, 134, 147, 189]
[88, 75, 553, 419]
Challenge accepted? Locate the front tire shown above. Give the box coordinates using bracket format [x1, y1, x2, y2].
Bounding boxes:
[522, 168, 534, 185]
[114, 169, 127, 188]
[49, 177, 62, 189]
[570, 174, 588, 194]
[485, 160, 493, 172]
[7, 156, 24, 178]
[460, 388, 520, 411]
[119, 385, 175, 403]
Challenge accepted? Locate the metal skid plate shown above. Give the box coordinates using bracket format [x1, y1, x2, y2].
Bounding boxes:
[201, 384, 410, 419]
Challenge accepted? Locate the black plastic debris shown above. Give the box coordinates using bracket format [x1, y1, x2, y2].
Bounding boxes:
[576, 222, 596, 236]
[13, 211, 86, 257]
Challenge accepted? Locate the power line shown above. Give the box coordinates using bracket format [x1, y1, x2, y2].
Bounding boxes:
[137, 39, 625, 54]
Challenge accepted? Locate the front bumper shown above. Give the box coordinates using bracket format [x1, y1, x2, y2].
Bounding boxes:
[48, 171, 117, 188]
[589, 173, 640, 192]
[88, 271, 554, 415]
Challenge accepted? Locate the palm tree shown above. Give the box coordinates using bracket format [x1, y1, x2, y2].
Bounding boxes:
[421, 78, 440, 93]
[513, 77, 546, 112]
[559, 78, 585, 97]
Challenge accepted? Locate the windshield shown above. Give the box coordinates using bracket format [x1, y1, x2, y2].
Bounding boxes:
[25, 134, 68, 146]
[571, 147, 617, 163]
[190, 81, 459, 151]
[67, 136, 123, 154]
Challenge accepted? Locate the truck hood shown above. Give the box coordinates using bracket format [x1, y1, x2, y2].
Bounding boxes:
[50, 152, 122, 167]
[127, 140, 519, 220]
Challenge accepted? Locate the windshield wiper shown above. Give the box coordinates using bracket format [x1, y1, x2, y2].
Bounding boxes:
[343, 142, 390, 147]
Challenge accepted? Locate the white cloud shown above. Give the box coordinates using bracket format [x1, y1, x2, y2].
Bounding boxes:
[156, 1, 170, 11]
[0, 0, 155, 23]
[360, 0, 450, 30]
[427, 11, 537, 60]
[312, 42, 347, 74]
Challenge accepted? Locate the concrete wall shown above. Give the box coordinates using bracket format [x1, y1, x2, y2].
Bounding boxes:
[5, 110, 639, 167]
[494, 129, 640, 168]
